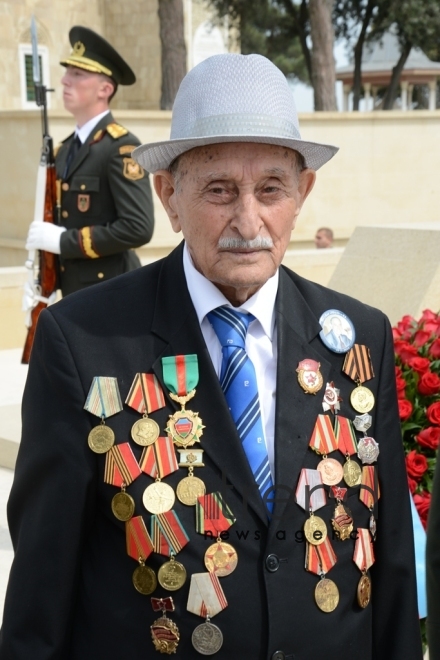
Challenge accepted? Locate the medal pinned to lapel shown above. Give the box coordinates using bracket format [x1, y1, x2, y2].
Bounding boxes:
[297, 359, 323, 394]
[319, 309, 355, 354]
[162, 355, 205, 448]
[150, 597, 180, 655]
[125, 373, 166, 447]
[343, 344, 375, 414]
[84, 377, 123, 453]
[322, 381, 342, 414]
[329, 486, 353, 541]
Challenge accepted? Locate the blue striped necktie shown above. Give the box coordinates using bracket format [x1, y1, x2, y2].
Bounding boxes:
[207, 306, 274, 513]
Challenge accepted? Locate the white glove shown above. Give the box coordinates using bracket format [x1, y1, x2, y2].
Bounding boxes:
[25, 221, 66, 254]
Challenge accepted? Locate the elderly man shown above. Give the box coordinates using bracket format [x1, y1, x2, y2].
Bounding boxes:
[0, 54, 421, 659]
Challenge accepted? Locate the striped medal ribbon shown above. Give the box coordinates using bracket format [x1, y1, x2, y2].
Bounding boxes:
[150, 510, 189, 592]
[343, 344, 375, 414]
[104, 442, 141, 522]
[141, 436, 179, 516]
[125, 373, 165, 447]
[359, 466, 380, 540]
[187, 572, 227, 655]
[305, 536, 339, 613]
[84, 376, 122, 454]
[150, 597, 180, 655]
[296, 468, 328, 548]
[196, 492, 238, 579]
[126, 516, 157, 597]
[335, 416, 362, 487]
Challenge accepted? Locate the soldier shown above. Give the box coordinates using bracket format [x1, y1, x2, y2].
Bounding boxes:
[25, 26, 154, 296]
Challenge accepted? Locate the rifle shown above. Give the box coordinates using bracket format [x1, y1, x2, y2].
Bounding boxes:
[21, 15, 59, 364]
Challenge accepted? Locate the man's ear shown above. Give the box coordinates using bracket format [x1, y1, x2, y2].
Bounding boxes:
[153, 171, 181, 233]
[297, 168, 316, 208]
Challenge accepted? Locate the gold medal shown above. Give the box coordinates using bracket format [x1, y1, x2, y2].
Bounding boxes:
[331, 503, 353, 541]
[204, 541, 238, 577]
[111, 489, 135, 522]
[315, 577, 339, 612]
[177, 474, 206, 506]
[166, 390, 205, 448]
[133, 563, 157, 595]
[350, 385, 375, 414]
[158, 556, 187, 591]
[343, 458, 362, 487]
[304, 513, 327, 545]
[317, 457, 344, 486]
[151, 616, 180, 653]
[88, 424, 114, 453]
[357, 572, 372, 608]
[143, 481, 175, 514]
[131, 416, 160, 447]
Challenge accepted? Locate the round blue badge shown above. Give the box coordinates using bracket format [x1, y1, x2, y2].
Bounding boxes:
[319, 309, 355, 354]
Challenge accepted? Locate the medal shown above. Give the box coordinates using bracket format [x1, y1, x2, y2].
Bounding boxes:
[204, 540, 238, 577]
[162, 355, 205, 448]
[343, 344, 375, 413]
[195, 492, 236, 537]
[126, 373, 165, 446]
[104, 442, 142, 488]
[111, 486, 135, 522]
[359, 466, 380, 539]
[176, 448, 206, 506]
[353, 528, 375, 608]
[295, 469, 328, 546]
[143, 481, 175, 514]
[158, 555, 187, 591]
[84, 377, 123, 453]
[353, 413, 372, 434]
[319, 309, 355, 354]
[192, 618, 224, 656]
[133, 561, 157, 595]
[322, 382, 342, 414]
[305, 536, 339, 612]
[334, 415, 361, 486]
[304, 513, 328, 545]
[151, 597, 180, 655]
[357, 436, 380, 464]
[317, 457, 344, 486]
[330, 486, 353, 541]
[296, 359, 323, 394]
[187, 573, 227, 654]
[309, 415, 343, 486]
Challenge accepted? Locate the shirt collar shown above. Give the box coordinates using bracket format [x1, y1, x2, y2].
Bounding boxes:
[76, 110, 110, 144]
[183, 242, 278, 340]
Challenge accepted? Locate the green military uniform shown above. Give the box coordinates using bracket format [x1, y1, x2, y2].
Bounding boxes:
[55, 26, 154, 296]
[56, 113, 154, 295]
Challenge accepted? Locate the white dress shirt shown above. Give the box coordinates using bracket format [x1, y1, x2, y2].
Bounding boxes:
[76, 110, 110, 144]
[183, 243, 278, 479]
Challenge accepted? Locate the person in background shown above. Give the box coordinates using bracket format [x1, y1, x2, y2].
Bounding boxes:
[25, 26, 154, 296]
[315, 226, 334, 248]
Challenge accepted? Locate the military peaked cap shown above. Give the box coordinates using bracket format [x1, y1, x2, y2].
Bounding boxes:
[60, 26, 136, 85]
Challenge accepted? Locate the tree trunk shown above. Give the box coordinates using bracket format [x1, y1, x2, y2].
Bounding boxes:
[158, 0, 187, 110]
[308, 0, 337, 111]
[352, 0, 376, 111]
[383, 39, 412, 110]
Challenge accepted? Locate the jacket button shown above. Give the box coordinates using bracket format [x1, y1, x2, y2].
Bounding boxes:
[61, 210, 68, 218]
[60, 265, 65, 272]
[97, 272, 104, 279]
[62, 183, 69, 191]
[265, 554, 280, 572]
[271, 652, 285, 660]
[80, 184, 86, 190]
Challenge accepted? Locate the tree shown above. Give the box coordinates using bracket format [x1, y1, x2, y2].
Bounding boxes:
[308, 0, 338, 110]
[158, 0, 187, 110]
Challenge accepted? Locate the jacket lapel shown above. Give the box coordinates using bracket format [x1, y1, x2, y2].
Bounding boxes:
[150, 245, 269, 525]
[271, 268, 332, 528]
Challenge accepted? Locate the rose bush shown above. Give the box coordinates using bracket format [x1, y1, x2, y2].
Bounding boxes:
[393, 310, 440, 530]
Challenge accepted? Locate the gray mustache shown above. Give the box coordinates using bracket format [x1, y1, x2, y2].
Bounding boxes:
[217, 237, 274, 249]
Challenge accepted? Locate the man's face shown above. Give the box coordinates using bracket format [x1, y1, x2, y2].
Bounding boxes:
[315, 230, 331, 248]
[155, 142, 315, 304]
[61, 66, 109, 115]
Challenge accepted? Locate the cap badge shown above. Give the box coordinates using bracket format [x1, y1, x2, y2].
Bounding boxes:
[73, 41, 86, 57]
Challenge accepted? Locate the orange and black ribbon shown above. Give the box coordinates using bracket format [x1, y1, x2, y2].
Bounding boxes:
[150, 510, 190, 556]
[343, 344, 374, 384]
[359, 466, 380, 509]
[104, 442, 142, 487]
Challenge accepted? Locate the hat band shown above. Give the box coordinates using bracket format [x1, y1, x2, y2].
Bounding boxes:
[172, 113, 302, 141]
[61, 56, 112, 78]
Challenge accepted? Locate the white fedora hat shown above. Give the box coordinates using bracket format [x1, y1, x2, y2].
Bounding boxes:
[133, 53, 338, 173]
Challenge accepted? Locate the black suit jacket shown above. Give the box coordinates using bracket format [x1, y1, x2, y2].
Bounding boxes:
[55, 112, 154, 295]
[0, 244, 422, 659]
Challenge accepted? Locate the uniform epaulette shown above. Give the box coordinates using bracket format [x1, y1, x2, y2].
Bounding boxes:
[106, 123, 129, 139]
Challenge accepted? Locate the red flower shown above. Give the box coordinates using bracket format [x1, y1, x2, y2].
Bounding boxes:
[413, 491, 431, 530]
[408, 356, 431, 374]
[414, 330, 432, 347]
[430, 338, 440, 359]
[408, 476, 418, 494]
[418, 371, 440, 396]
[395, 376, 407, 399]
[395, 365, 402, 377]
[423, 320, 440, 335]
[394, 341, 418, 364]
[427, 402, 440, 426]
[420, 310, 438, 322]
[406, 450, 428, 479]
[416, 427, 440, 450]
[398, 399, 413, 420]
